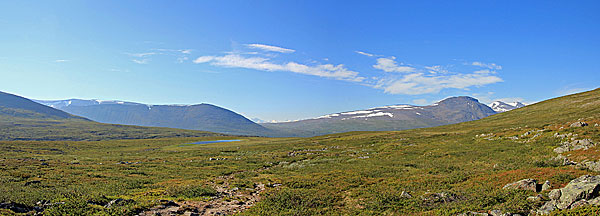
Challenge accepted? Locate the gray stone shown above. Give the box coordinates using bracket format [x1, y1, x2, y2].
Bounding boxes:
[570, 122, 588, 127]
[527, 194, 543, 202]
[537, 200, 557, 215]
[503, 178, 538, 192]
[488, 209, 502, 216]
[549, 189, 561, 200]
[542, 180, 552, 191]
[400, 191, 412, 198]
[555, 175, 600, 209]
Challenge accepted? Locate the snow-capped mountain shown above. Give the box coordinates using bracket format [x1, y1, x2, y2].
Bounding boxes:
[34, 99, 275, 136]
[489, 101, 526, 112]
[33, 99, 141, 109]
[262, 96, 497, 137]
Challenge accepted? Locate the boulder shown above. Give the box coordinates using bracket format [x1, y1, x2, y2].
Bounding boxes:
[503, 179, 538, 192]
[537, 200, 557, 215]
[570, 122, 588, 127]
[542, 180, 552, 191]
[554, 175, 600, 210]
[548, 189, 561, 200]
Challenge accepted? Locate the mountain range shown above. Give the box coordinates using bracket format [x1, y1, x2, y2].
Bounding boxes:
[34, 99, 276, 136]
[0, 91, 218, 140]
[2, 91, 527, 138]
[262, 96, 500, 136]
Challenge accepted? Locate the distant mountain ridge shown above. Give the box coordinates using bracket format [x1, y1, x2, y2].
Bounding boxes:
[36, 99, 275, 136]
[489, 101, 526, 112]
[262, 96, 498, 137]
[0, 91, 218, 140]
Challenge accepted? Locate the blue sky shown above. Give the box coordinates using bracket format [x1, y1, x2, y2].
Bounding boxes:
[0, 1, 598, 122]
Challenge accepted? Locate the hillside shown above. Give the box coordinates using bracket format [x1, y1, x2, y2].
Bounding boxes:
[36, 99, 276, 136]
[1, 88, 599, 215]
[263, 96, 497, 137]
[0, 91, 220, 140]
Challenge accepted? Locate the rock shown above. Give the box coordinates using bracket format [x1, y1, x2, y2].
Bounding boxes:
[40, 162, 49, 166]
[0, 202, 34, 213]
[542, 180, 552, 191]
[527, 194, 543, 202]
[400, 191, 412, 198]
[24, 180, 41, 186]
[553, 139, 595, 153]
[549, 189, 561, 200]
[104, 198, 134, 208]
[595, 123, 599, 127]
[570, 199, 589, 209]
[537, 200, 557, 215]
[554, 175, 600, 209]
[570, 122, 588, 127]
[422, 192, 459, 205]
[503, 179, 538, 192]
[583, 160, 600, 172]
[488, 210, 502, 216]
[588, 196, 600, 206]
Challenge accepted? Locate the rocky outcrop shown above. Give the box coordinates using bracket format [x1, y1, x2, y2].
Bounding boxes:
[503, 179, 539, 192]
[537, 175, 600, 214]
[553, 139, 595, 154]
[570, 122, 589, 127]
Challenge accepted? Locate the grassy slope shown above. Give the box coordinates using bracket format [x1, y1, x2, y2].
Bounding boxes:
[0, 88, 599, 215]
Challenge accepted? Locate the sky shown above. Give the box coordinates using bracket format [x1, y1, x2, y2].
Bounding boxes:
[0, 1, 598, 122]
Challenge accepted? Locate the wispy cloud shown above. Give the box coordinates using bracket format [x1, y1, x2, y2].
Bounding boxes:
[132, 59, 149, 64]
[373, 57, 415, 73]
[127, 52, 157, 58]
[54, 59, 70, 63]
[424, 65, 448, 74]
[373, 57, 502, 95]
[245, 44, 295, 53]
[471, 61, 502, 70]
[355, 51, 375, 57]
[194, 54, 364, 82]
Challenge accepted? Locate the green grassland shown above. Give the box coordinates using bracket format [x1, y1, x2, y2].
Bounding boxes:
[1, 89, 599, 215]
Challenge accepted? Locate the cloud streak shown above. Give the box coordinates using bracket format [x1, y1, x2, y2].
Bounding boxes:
[246, 44, 295, 53]
[373, 57, 415, 73]
[194, 54, 364, 82]
[373, 57, 502, 94]
[355, 51, 375, 57]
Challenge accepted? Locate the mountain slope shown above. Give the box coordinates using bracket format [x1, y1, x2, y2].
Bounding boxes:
[489, 101, 526, 112]
[36, 99, 275, 136]
[262, 96, 497, 137]
[0, 91, 86, 120]
[0, 91, 220, 140]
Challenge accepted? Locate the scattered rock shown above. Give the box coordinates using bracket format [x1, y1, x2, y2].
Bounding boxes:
[457, 211, 489, 216]
[553, 139, 595, 153]
[542, 180, 552, 191]
[527, 194, 543, 202]
[104, 198, 134, 208]
[24, 180, 41, 186]
[40, 162, 49, 166]
[422, 192, 459, 205]
[581, 160, 600, 172]
[400, 191, 412, 198]
[538, 175, 600, 214]
[0, 202, 34, 213]
[503, 179, 538, 192]
[570, 122, 588, 127]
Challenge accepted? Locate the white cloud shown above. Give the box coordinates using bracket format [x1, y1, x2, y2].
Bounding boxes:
[376, 72, 502, 95]
[373, 57, 415, 73]
[54, 59, 69, 63]
[424, 65, 448, 74]
[132, 59, 149, 64]
[128, 52, 157, 58]
[193, 54, 364, 82]
[245, 44, 295, 53]
[355, 51, 375, 57]
[472, 61, 502, 70]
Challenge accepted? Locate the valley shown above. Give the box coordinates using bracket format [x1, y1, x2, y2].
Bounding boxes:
[0, 89, 599, 215]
